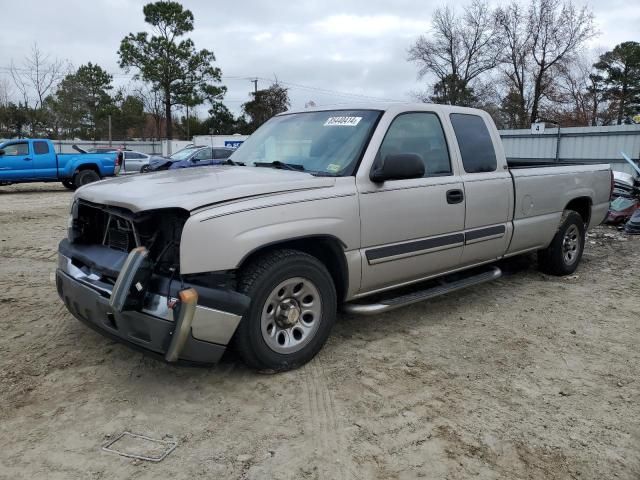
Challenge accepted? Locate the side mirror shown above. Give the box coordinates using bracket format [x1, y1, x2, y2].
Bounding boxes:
[0, 149, 5, 156]
[370, 153, 425, 183]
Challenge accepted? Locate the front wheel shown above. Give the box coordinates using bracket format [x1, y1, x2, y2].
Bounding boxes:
[537, 210, 585, 276]
[140, 165, 150, 173]
[235, 250, 337, 372]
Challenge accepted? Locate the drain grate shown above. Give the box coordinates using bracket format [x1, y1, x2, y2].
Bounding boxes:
[102, 432, 177, 462]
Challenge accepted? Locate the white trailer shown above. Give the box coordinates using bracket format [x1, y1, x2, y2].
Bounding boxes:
[192, 134, 249, 150]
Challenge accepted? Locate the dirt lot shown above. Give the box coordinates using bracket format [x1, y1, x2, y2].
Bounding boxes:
[0, 183, 638, 480]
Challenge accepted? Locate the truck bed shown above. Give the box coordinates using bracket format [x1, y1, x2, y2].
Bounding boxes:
[506, 163, 611, 255]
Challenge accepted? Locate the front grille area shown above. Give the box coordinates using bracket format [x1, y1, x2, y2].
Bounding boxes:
[106, 222, 131, 251]
[71, 200, 189, 275]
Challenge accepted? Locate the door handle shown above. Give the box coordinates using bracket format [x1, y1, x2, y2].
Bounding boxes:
[23, 157, 32, 161]
[446, 189, 464, 204]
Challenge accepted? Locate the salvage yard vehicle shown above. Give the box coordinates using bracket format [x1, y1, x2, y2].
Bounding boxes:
[56, 104, 612, 371]
[0, 139, 120, 189]
[142, 145, 233, 172]
[87, 148, 152, 175]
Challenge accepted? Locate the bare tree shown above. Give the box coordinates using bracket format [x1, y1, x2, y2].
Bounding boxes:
[10, 43, 66, 110]
[408, 0, 501, 105]
[0, 78, 12, 106]
[496, 0, 596, 127]
[546, 55, 614, 126]
[134, 84, 165, 140]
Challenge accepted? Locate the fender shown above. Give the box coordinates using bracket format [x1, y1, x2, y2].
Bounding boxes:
[179, 182, 360, 275]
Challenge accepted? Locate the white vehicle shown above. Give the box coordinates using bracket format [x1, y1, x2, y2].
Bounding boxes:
[120, 151, 151, 174]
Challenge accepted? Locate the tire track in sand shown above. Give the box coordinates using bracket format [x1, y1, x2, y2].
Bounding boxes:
[301, 357, 359, 480]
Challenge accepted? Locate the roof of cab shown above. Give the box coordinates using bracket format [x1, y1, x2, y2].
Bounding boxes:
[283, 102, 487, 117]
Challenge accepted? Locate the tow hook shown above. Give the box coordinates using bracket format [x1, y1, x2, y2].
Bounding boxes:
[165, 288, 198, 362]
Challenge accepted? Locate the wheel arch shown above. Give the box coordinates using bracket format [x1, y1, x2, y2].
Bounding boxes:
[564, 196, 592, 225]
[74, 163, 101, 176]
[238, 235, 349, 302]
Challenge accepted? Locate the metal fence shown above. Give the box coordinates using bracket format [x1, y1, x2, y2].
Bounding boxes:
[3, 124, 640, 175]
[499, 124, 640, 175]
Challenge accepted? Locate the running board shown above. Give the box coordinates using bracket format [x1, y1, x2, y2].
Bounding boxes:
[343, 266, 502, 315]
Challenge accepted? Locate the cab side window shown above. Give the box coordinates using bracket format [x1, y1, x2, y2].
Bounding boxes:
[34, 141, 50, 155]
[377, 112, 452, 177]
[3, 142, 29, 156]
[449, 114, 497, 173]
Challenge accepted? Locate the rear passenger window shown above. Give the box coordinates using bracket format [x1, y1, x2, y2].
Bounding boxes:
[377, 112, 451, 177]
[450, 114, 497, 173]
[34, 141, 50, 155]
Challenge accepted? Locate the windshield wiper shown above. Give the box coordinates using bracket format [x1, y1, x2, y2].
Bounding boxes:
[254, 161, 305, 172]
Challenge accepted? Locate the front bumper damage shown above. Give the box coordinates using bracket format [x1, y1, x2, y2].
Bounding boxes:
[56, 239, 250, 364]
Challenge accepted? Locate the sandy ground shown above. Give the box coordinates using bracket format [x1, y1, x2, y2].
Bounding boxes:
[0, 182, 638, 480]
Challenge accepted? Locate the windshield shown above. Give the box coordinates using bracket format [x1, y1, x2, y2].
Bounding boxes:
[231, 109, 381, 176]
[170, 147, 200, 160]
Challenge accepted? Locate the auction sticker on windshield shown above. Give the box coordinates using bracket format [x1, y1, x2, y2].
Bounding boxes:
[324, 116, 362, 127]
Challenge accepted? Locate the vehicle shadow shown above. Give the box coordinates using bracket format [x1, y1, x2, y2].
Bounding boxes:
[0, 186, 70, 195]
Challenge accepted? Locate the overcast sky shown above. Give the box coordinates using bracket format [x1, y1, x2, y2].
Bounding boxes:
[1, 0, 638, 116]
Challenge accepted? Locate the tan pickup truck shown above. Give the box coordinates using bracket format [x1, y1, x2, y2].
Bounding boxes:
[56, 104, 612, 371]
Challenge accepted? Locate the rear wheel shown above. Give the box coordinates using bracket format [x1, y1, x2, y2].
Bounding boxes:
[61, 179, 76, 190]
[235, 249, 337, 372]
[537, 210, 585, 276]
[73, 169, 100, 188]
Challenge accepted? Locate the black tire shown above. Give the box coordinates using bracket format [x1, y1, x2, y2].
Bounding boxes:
[73, 169, 100, 188]
[61, 179, 76, 190]
[140, 165, 150, 173]
[537, 210, 585, 276]
[235, 249, 337, 372]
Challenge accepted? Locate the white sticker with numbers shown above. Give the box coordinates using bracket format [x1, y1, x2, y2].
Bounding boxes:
[324, 116, 362, 127]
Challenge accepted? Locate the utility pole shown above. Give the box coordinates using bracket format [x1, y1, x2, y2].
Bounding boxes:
[251, 78, 258, 95]
[108, 114, 112, 147]
[186, 104, 190, 140]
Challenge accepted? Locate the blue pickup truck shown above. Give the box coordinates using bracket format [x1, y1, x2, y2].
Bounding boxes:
[0, 138, 121, 189]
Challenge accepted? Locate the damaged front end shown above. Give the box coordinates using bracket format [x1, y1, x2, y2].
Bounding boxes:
[56, 200, 249, 364]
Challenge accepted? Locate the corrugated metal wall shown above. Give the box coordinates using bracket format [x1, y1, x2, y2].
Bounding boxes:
[499, 124, 640, 175]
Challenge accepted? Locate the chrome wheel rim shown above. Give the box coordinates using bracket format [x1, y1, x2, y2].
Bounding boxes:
[562, 225, 580, 265]
[261, 277, 322, 354]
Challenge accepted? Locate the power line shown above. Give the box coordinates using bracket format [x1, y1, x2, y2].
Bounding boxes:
[0, 66, 403, 103]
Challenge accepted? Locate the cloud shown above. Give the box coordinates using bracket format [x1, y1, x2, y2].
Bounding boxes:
[0, 0, 635, 118]
[312, 14, 430, 37]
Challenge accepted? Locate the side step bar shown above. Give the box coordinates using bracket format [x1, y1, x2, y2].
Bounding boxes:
[343, 266, 502, 315]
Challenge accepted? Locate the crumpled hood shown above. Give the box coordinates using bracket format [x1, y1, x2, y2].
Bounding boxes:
[75, 166, 336, 213]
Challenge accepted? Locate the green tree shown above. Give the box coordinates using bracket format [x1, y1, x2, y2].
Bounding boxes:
[595, 41, 640, 124]
[49, 74, 88, 138]
[118, 1, 225, 139]
[203, 102, 239, 134]
[0, 102, 29, 138]
[111, 93, 146, 139]
[48, 64, 114, 139]
[74, 63, 114, 138]
[242, 83, 290, 132]
[429, 74, 478, 106]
